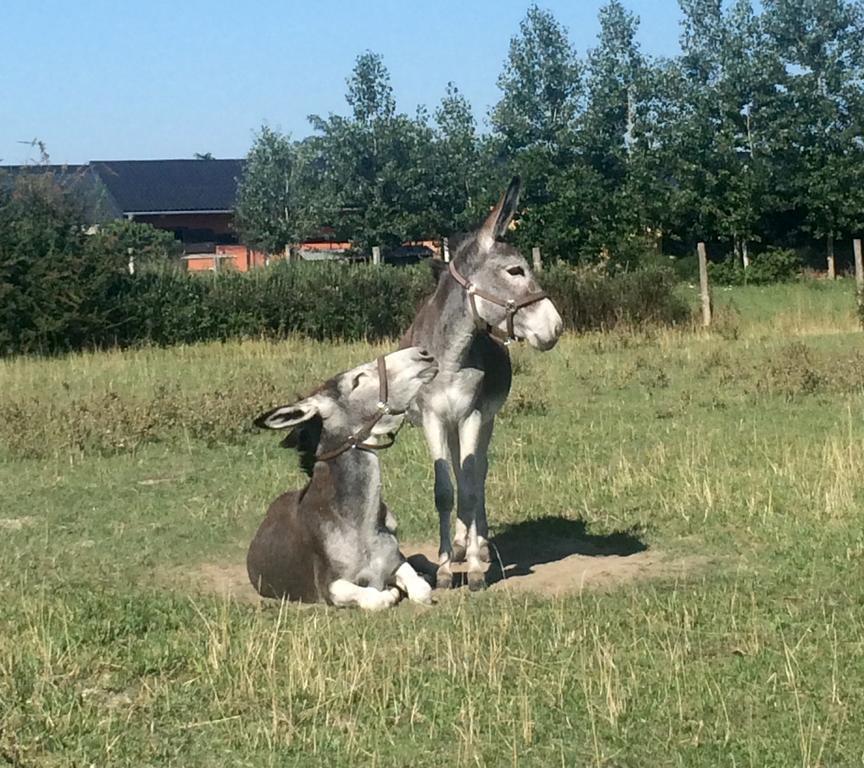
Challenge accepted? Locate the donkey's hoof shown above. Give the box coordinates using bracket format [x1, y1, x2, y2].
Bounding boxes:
[436, 571, 453, 590]
[467, 572, 487, 592]
[479, 542, 491, 563]
[451, 542, 467, 562]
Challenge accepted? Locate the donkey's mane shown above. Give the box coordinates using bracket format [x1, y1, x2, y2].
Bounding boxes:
[428, 232, 478, 282]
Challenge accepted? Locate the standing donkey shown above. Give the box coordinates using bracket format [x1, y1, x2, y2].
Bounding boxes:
[248, 347, 438, 609]
[399, 178, 564, 590]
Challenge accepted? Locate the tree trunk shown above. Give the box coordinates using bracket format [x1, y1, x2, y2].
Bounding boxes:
[827, 233, 835, 280]
[742, 239, 750, 269]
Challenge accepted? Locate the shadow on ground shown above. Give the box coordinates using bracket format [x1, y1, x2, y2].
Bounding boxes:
[485, 516, 647, 585]
[176, 516, 705, 601]
[404, 515, 665, 594]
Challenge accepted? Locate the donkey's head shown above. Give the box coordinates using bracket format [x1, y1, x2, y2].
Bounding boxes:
[451, 177, 563, 351]
[254, 347, 438, 471]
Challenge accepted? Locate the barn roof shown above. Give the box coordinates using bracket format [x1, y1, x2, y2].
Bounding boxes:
[90, 158, 244, 214]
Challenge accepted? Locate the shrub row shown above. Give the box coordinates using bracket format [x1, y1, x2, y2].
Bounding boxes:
[1, 258, 688, 356]
[708, 247, 803, 285]
[541, 263, 689, 330]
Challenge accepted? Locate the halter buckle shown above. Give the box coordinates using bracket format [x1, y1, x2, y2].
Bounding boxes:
[376, 401, 391, 414]
[466, 284, 477, 295]
[506, 299, 517, 311]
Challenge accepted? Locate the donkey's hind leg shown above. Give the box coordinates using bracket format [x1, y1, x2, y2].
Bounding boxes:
[329, 580, 400, 611]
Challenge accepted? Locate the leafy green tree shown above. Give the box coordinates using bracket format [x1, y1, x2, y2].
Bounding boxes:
[432, 82, 492, 232]
[490, 5, 588, 263]
[236, 126, 311, 254]
[668, 0, 783, 266]
[304, 52, 440, 253]
[765, 0, 864, 275]
[345, 51, 396, 124]
[0, 173, 130, 353]
[491, 5, 581, 153]
[580, 0, 659, 263]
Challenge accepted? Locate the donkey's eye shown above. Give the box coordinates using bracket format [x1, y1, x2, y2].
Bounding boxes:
[506, 266, 525, 277]
[351, 374, 363, 390]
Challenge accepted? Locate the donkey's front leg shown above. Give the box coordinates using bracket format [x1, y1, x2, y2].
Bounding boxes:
[394, 561, 433, 605]
[423, 412, 456, 589]
[457, 411, 491, 591]
[329, 580, 401, 611]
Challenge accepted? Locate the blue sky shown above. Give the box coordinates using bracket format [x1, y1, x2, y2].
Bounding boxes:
[1, 0, 685, 165]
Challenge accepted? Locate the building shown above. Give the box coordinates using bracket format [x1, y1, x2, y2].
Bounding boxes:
[1, 158, 439, 270]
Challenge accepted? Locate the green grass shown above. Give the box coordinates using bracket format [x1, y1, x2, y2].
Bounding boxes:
[1, 281, 863, 766]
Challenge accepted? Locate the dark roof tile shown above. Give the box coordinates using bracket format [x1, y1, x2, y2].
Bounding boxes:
[90, 158, 244, 213]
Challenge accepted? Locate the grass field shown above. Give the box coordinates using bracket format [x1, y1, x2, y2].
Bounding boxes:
[1, 279, 863, 767]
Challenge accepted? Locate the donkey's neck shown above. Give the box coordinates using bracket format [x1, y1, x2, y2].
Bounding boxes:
[313, 449, 382, 527]
[423, 274, 483, 371]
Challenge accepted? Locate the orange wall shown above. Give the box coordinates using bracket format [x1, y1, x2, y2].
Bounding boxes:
[184, 245, 267, 272]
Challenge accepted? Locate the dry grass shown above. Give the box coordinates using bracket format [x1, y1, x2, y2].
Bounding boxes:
[1, 280, 863, 766]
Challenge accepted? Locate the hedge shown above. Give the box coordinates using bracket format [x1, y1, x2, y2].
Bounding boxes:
[0, 260, 689, 355]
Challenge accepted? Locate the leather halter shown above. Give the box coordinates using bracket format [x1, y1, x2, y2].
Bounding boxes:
[448, 260, 548, 344]
[316, 356, 402, 463]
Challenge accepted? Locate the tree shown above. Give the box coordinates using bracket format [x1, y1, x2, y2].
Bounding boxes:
[0, 173, 130, 353]
[490, 6, 588, 263]
[580, 0, 657, 262]
[235, 126, 310, 254]
[304, 52, 440, 253]
[667, 0, 783, 265]
[345, 51, 396, 125]
[432, 82, 491, 232]
[765, 0, 864, 275]
[86, 220, 182, 271]
[491, 5, 581, 153]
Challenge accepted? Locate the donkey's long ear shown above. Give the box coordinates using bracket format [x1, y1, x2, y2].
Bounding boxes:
[479, 176, 522, 249]
[254, 400, 317, 430]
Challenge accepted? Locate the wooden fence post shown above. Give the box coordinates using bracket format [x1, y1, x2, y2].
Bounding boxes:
[372, 246, 381, 266]
[532, 246, 542, 271]
[827, 233, 836, 279]
[442, 237, 451, 263]
[697, 241, 712, 327]
[854, 238, 863, 291]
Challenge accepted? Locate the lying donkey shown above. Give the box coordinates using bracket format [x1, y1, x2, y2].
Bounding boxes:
[247, 347, 438, 610]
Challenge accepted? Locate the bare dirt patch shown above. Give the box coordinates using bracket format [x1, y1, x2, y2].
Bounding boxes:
[170, 517, 708, 602]
[168, 562, 261, 604]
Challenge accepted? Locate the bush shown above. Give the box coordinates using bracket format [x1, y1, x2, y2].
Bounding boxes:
[0, 173, 130, 354]
[709, 247, 802, 286]
[114, 262, 437, 347]
[86, 220, 182, 269]
[0, 253, 690, 356]
[540, 263, 690, 330]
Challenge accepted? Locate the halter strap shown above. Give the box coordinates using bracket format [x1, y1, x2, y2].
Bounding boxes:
[315, 355, 399, 463]
[448, 260, 548, 343]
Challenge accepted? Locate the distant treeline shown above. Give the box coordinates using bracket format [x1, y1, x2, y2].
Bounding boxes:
[236, 1, 864, 273]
